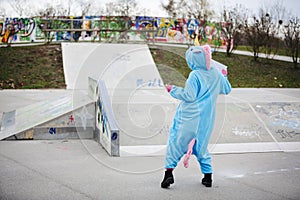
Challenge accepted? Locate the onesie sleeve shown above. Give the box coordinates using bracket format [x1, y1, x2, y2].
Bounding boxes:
[170, 72, 199, 102]
[219, 75, 232, 95]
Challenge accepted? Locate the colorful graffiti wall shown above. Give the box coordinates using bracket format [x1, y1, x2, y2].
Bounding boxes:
[0, 17, 38, 43]
[0, 16, 229, 47]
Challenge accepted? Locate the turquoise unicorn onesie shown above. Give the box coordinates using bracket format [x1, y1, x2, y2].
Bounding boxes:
[161, 45, 232, 188]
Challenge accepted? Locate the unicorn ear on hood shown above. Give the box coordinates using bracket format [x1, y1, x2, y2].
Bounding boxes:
[203, 45, 211, 70]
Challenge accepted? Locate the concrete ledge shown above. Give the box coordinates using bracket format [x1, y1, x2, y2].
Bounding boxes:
[120, 142, 300, 157]
[4, 127, 94, 140]
[33, 127, 94, 140]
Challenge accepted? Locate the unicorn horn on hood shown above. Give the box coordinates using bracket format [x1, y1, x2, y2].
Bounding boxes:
[194, 34, 200, 46]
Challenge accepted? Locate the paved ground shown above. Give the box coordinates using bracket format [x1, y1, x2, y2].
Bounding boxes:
[0, 139, 299, 200]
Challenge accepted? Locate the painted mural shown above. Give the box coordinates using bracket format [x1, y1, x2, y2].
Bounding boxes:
[0, 17, 37, 44]
[0, 16, 229, 47]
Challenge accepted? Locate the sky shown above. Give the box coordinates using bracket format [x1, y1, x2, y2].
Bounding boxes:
[0, 0, 299, 18]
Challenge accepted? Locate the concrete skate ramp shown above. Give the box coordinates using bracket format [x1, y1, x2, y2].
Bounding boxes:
[62, 43, 165, 91]
[62, 43, 177, 154]
[0, 90, 94, 140]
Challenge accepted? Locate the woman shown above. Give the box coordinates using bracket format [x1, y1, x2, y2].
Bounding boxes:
[161, 45, 231, 188]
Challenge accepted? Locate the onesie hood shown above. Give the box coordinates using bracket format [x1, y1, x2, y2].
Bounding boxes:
[185, 45, 211, 71]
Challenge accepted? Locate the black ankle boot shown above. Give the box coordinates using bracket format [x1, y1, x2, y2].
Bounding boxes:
[161, 170, 174, 188]
[202, 173, 212, 187]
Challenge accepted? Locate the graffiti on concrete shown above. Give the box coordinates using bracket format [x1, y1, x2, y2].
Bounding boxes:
[255, 103, 300, 141]
[136, 78, 164, 87]
[67, 115, 75, 125]
[0, 17, 36, 44]
[232, 124, 262, 138]
[255, 103, 300, 130]
[49, 127, 56, 134]
[0, 16, 231, 47]
[276, 129, 300, 139]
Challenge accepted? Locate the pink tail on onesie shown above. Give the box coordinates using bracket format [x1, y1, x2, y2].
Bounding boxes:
[183, 138, 196, 168]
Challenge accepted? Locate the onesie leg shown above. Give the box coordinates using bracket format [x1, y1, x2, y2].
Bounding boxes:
[196, 149, 213, 187]
[164, 139, 186, 169]
[197, 149, 212, 174]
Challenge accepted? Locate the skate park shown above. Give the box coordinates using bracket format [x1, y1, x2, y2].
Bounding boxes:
[0, 43, 300, 199]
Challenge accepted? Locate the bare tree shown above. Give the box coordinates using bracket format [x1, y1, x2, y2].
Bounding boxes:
[105, 2, 117, 16]
[221, 4, 248, 56]
[77, 0, 94, 16]
[271, 0, 289, 26]
[257, 1, 290, 59]
[161, 0, 177, 18]
[113, 0, 137, 16]
[161, 0, 212, 19]
[66, 0, 76, 16]
[9, 0, 30, 16]
[0, 4, 6, 17]
[36, 3, 72, 44]
[259, 9, 279, 59]
[179, 0, 213, 20]
[244, 7, 279, 61]
[280, 17, 300, 68]
[244, 15, 264, 61]
[37, 3, 70, 17]
[104, 0, 141, 16]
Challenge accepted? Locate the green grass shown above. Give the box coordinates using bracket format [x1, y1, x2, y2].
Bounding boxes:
[151, 46, 300, 88]
[0, 44, 66, 89]
[214, 52, 299, 88]
[0, 44, 299, 89]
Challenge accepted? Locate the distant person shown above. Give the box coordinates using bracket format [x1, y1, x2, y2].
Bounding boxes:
[161, 45, 232, 188]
